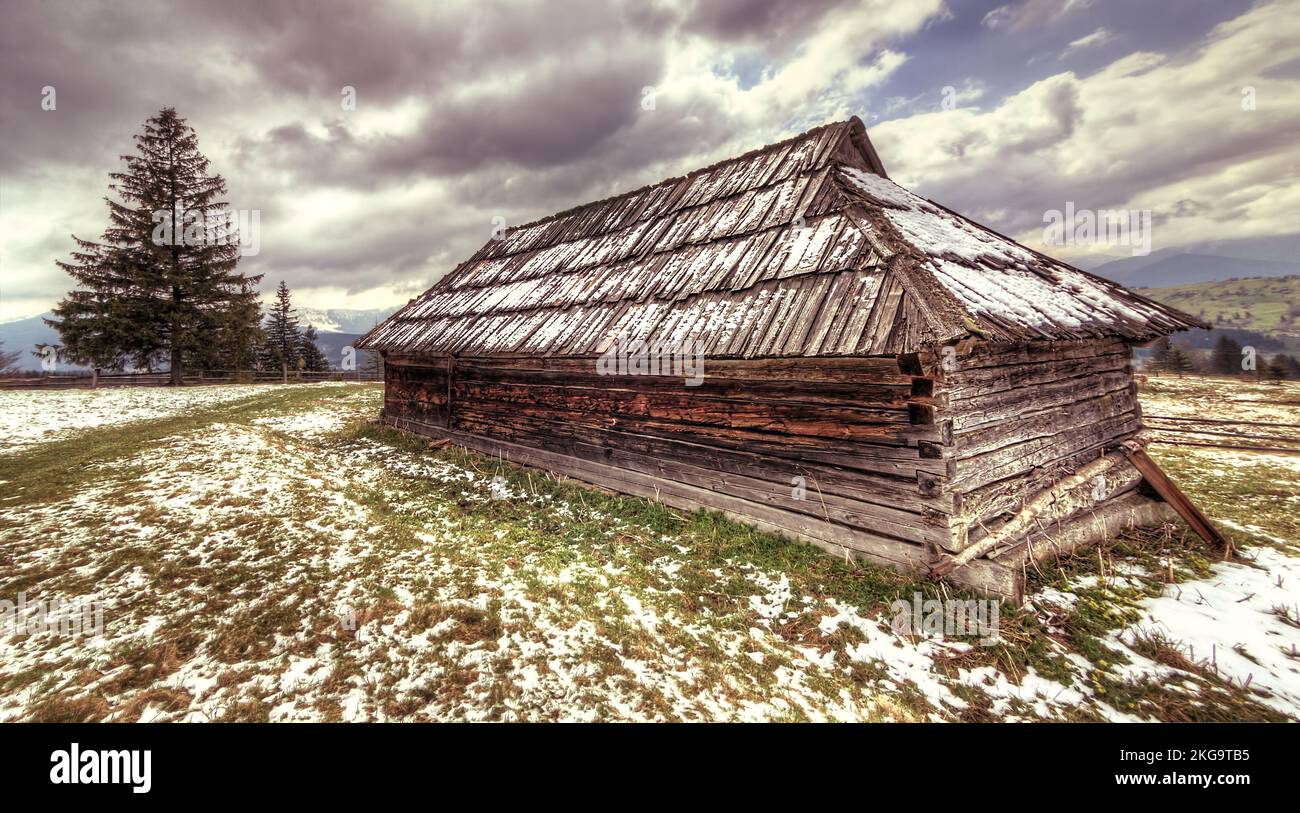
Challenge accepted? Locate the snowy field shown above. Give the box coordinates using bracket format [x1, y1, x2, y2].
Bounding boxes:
[0, 378, 1296, 722]
[0, 384, 287, 455]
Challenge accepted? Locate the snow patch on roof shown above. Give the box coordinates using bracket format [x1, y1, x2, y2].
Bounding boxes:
[841, 165, 1168, 337]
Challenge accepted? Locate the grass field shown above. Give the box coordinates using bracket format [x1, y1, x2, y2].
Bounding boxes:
[0, 377, 1296, 722]
[1143, 276, 1300, 346]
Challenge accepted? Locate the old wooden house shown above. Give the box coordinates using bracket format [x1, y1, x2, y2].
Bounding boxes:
[357, 117, 1207, 602]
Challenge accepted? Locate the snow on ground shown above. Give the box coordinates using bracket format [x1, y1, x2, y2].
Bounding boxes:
[0, 378, 1296, 722]
[1032, 544, 1300, 719]
[0, 387, 911, 721]
[0, 384, 289, 454]
[0, 386, 1065, 721]
[252, 403, 355, 438]
[1118, 545, 1300, 716]
[1139, 376, 1300, 425]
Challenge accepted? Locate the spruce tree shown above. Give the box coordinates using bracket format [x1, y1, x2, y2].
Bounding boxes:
[261, 280, 302, 376]
[1210, 334, 1243, 375]
[1266, 355, 1290, 383]
[50, 108, 262, 382]
[49, 242, 157, 372]
[1148, 337, 1173, 373]
[0, 339, 20, 376]
[298, 324, 330, 372]
[205, 287, 264, 372]
[1165, 345, 1195, 375]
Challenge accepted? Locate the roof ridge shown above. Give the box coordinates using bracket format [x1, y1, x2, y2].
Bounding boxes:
[832, 168, 1208, 340]
[491, 118, 861, 239]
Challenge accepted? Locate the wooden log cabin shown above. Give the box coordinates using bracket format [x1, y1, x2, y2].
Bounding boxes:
[357, 117, 1207, 603]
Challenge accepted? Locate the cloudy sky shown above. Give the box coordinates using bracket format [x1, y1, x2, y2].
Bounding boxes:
[1, 0, 1297, 321]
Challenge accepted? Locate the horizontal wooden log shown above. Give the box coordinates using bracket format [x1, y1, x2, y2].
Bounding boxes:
[565, 440, 953, 546]
[954, 387, 1138, 458]
[449, 405, 948, 476]
[460, 412, 953, 510]
[945, 351, 1130, 400]
[452, 379, 916, 437]
[437, 354, 913, 384]
[441, 411, 951, 538]
[953, 371, 1134, 433]
[454, 361, 913, 407]
[950, 414, 1143, 494]
[950, 338, 1128, 371]
[381, 415, 1023, 601]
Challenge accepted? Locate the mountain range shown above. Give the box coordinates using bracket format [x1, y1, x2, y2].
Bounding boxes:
[1086, 251, 1300, 289]
[293, 307, 398, 334]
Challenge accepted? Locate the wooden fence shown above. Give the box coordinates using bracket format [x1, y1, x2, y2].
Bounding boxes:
[1144, 414, 1300, 455]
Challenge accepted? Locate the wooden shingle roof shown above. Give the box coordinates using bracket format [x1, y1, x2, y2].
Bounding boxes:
[358, 117, 1204, 357]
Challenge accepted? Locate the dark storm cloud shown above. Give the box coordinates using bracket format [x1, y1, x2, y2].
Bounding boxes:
[0, 0, 677, 177]
[370, 50, 663, 175]
[0, 0, 715, 312]
[206, 1, 461, 103]
[0, 1, 242, 172]
[1, 0, 1295, 320]
[683, 0, 857, 43]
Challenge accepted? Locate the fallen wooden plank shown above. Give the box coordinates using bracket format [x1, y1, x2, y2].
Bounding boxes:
[1124, 444, 1234, 556]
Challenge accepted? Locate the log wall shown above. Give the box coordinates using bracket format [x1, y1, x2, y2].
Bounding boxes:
[383, 353, 956, 561]
[936, 338, 1144, 544]
[379, 337, 1152, 601]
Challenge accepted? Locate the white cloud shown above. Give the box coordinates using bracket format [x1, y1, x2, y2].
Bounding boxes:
[872, 0, 1300, 263]
[982, 0, 1092, 32]
[1060, 26, 1114, 58]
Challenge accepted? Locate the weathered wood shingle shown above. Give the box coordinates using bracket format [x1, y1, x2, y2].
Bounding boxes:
[359, 117, 1203, 357]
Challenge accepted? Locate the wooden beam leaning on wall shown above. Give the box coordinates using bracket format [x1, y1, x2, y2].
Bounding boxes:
[1121, 438, 1234, 558]
[930, 450, 1130, 577]
[930, 436, 1233, 582]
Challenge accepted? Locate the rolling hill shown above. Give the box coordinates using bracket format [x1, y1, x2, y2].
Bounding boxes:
[1141, 276, 1300, 351]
